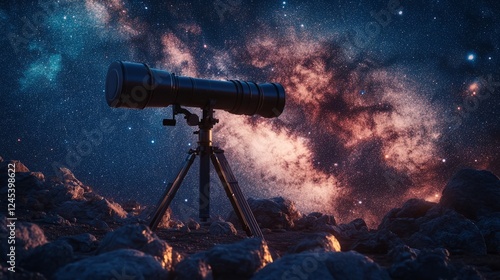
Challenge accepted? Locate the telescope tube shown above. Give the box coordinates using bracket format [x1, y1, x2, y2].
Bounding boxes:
[105, 61, 285, 118]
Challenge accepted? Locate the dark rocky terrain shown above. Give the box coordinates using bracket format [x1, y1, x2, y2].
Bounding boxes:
[1, 157, 500, 279]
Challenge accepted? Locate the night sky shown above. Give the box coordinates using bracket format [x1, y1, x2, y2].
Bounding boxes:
[1, 0, 499, 226]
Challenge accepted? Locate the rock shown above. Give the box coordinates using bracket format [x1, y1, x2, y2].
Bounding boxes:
[388, 244, 420, 263]
[97, 224, 182, 270]
[389, 248, 484, 280]
[58, 233, 98, 253]
[21, 240, 73, 278]
[228, 197, 301, 230]
[40, 213, 71, 226]
[206, 238, 272, 279]
[407, 210, 487, 255]
[294, 212, 337, 232]
[121, 199, 143, 216]
[209, 221, 237, 236]
[54, 249, 169, 280]
[0, 170, 45, 196]
[180, 224, 191, 233]
[13, 222, 48, 261]
[138, 205, 173, 228]
[289, 232, 341, 253]
[187, 218, 201, 230]
[174, 252, 213, 280]
[378, 199, 436, 238]
[0, 160, 30, 173]
[55, 167, 85, 189]
[56, 197, 127, 223]
[350, 229, 403, 254]
[331, 218, 370, 250]
[89, 219, 110, 230]
[48, 183, 86, 205]
[476, 214, 500, 254]
[440, 169, 500, 219]
[252, 251, 390, 280]
[174, 238, 272, 280]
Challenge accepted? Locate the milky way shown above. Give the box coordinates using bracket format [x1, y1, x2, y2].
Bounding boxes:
[1, 0, 499, 227]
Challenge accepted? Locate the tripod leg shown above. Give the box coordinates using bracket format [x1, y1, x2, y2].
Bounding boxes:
[211, 149, 264, 239]
[149, 152, 196, 231]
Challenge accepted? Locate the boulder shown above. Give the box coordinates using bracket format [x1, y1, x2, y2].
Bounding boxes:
[205, 238, 273, 279]
[0, 169, 45, 197]
[350, 229, 403, 254]
[476, 214, 500, 254]
[174, 238, 272, 280]
[56, 197, 127, 223]
[209, 221, 237, 236]
[228, 197, 301, 230]
[378, 199, 436, 238]
[97, 224, 182, 270]
[252, 251, 390, 280]
[330, 218, 370, 250]
[13, 222, 48, 261]
[389, 248, 484, 280]
[289, 232, 341, 254]
[54, 249, 168, 280]
[294, 212, 337, 232]
[440, 169, 500, 219]
[187, 218, 201, 230]
[38, 213, 71, 226]
[57, 233, 98, 253]
[407, 210, 487, 255]
[48, 183, 86, 205]
[0, 159, 30, 173]
[173, 253, 213, 280]
[21, 240, 74, 278]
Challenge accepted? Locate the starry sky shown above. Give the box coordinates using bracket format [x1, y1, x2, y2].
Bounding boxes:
[1, 0, 499, 226]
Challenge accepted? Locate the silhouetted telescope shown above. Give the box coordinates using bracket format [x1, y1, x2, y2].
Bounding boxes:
[105, 61, 285, 118]
[105, 60, 287, 239]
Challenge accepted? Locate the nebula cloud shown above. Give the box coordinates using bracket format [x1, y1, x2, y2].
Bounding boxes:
[82, 2, 450, 226]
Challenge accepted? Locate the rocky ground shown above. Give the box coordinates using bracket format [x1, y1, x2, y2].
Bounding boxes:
[0, 157, 500, 279]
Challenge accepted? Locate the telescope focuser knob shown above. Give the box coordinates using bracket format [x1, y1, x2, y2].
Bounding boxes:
[186, 114, 200, 126]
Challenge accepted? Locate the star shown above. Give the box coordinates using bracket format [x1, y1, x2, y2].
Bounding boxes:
[467, 53, 476, 61]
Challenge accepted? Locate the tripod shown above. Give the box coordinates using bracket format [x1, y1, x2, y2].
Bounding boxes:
[148, 104, 263, 238]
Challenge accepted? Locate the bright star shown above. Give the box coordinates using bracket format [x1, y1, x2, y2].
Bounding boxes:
[467, 54, 475, 61]
[398, 10, 403, 15]
[151, 140, 155, 144]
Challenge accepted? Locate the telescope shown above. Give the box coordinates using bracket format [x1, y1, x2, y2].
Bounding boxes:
[105, 61, 286, 239]
[105, 61, 285, 118]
